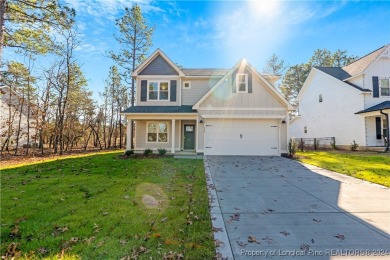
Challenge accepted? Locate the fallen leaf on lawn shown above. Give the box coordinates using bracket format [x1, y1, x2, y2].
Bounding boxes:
[214, 239, 224, 247]
[2, 242, 22, 259]
[280, 231, 290, 236]
[313, 218, 321, 223]
[334, 234, 345, 240]
[69, 237, 79, 244]
[14, 217, 27, 224]
[84, 236, 96, 245]
[212, 227, 223, 233]
[38, 247, 49, 255]
[186, 220, 193, 225]
[120, 239, 128, 246]
[236, 241, 247, 248]
[9, 225, 20, 239]
[300, 243, 310, 252]
[248, 236, 261, 244]
[124, 195, 130, 200]
[161, 217, 168, 222]
[102, 212, 109, 216]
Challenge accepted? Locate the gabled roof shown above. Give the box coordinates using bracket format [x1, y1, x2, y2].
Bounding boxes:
[343, 44, 389, 77]
[355, 101, 390, 114]
[182, 69, 228, 77]
[122, 105, 196, 114]
[132, 49, 185, 77]
[315, 67, 371, 92]
[192, 59, 294, 110]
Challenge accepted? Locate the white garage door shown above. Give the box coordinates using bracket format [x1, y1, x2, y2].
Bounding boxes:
[204, 119, 279, 156]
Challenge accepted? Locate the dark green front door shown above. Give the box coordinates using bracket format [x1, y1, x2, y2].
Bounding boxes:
[184, 124, 195, 150]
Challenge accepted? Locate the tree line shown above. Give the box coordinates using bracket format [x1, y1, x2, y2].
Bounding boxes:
[0, 0, 153, 155]
[1, 1, 358, 156]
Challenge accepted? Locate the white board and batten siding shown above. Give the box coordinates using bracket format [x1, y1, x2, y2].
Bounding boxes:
[198, 68, 289, 156]
[290, 69, 366, 146]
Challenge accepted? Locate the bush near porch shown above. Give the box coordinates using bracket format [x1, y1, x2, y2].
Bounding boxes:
[295, 151, 390, 187]
[0, 152, 214, 259]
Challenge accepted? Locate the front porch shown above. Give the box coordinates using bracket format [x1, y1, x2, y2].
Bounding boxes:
[125, 112, 200, 154]
[355, 101, 390, 151]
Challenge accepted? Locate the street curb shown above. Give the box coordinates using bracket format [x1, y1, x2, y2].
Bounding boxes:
[204, 156, 234, 260]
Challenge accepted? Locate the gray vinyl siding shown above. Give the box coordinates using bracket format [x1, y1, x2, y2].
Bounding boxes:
[182, 78, 221, 105]
[139, 55, 179, 75]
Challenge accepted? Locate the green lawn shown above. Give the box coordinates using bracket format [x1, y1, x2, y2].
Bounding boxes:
[295, 151, 390, 187]
[1, 152, 214, 259]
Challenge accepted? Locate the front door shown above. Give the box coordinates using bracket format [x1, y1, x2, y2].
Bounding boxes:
[184, 124, 195, 150]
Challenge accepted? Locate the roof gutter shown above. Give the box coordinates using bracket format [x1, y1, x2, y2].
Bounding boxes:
[380, 109, 389, 152]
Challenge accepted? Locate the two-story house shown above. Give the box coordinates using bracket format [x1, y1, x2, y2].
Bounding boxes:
[122, 49, 294, 156]
[290, 44, 390, 150]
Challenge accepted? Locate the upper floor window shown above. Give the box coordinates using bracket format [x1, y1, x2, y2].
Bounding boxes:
[236, 74, 248, 93]
[380, 78, 389, 96]
[148, 81, 169, 101]
[183, 81, 191, 89]
[319, 94, 323, 103]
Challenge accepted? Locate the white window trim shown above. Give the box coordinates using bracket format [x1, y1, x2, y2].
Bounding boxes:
[379, 78, 390, 97]
[183, 81, 191, 89]
[146, 121, 169, 143]
[147, 80, 170, 101]
[236, 73, 248, 93]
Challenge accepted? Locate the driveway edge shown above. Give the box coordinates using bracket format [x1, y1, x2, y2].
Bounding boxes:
[204, 156, 234, 260]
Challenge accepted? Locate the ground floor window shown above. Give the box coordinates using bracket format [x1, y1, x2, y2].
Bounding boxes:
[147, 122, 168, 143]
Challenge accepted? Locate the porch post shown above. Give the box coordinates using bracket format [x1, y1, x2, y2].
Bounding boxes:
[126, 118, 132, 151]
[171, 119, 176, 153]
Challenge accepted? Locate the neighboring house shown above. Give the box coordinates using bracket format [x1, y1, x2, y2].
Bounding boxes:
[0, 85, 37, 148]
[290, 44, 390, 150]
[122, 49, 294, 156]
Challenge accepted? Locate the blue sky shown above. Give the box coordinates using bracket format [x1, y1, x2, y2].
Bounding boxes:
[11, 0, 390, 100]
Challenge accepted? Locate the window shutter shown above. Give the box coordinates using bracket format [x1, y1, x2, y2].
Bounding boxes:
[376, 117, 382, 139]
[373, 76, 379, 98]
[140, 80, 147, 102]
[248, 73, 252, 93]
[232, 71, 237, 93]
[170, 80, 177, 102]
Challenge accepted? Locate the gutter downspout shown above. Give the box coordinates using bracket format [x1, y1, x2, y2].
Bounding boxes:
[380, 109, 389, 152]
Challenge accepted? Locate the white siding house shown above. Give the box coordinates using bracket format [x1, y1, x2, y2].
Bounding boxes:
[290, 44, 390, 150]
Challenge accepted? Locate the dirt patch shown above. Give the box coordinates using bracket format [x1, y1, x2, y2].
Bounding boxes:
[141, 195, 160, 208]
[136, 183, 168, 210]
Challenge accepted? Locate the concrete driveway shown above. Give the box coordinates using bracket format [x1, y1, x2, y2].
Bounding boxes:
[205, 156, 390, 259]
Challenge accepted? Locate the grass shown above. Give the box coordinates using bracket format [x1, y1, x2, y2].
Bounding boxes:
[0, 152, 214, 259]
[295, 151, 390, 187]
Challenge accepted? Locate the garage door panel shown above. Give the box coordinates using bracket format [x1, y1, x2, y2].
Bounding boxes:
[205, 119, 279, 156]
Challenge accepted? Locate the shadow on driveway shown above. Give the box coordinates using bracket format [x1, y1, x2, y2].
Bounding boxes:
[205, 156, 390, 259]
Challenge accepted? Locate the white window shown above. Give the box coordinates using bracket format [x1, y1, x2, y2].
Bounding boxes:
[148, 81, 169, 101]
[380, 78, 389, 96]
[147, 122, 168, 143]
[183, 81, 191, 89]
[236, 74, 248, 93]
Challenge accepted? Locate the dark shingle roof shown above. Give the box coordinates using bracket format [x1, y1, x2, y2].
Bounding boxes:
[315, 67, 371, 92]
[182, 69, 228, 76]
[355, 101, 390, 114]
[122, 105, 196, 114]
